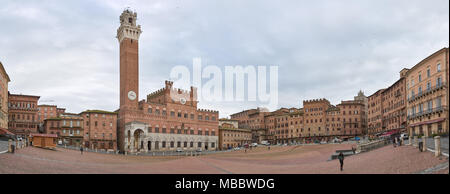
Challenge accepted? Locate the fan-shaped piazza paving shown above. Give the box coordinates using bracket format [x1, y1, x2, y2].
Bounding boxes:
[0, 144, 447, 174]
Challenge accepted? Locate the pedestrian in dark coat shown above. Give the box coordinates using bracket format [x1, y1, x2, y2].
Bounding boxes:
[338, 152, 344, 171]
[80, 145, 84, 155]
[393, 137, 397, 147]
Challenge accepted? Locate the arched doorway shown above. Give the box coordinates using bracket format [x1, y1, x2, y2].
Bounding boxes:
[148, 141, 151, 151]
[134, 129, 145, 152]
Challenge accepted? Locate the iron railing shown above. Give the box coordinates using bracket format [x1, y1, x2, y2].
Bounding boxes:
[408, 82, 447, 102]
[407, 106, 446, 120]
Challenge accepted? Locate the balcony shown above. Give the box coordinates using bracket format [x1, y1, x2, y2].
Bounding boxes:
[407, 106, 446, 120]
[408, 82, 447, 102]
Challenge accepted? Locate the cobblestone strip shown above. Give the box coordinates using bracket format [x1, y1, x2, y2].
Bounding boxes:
[195, 157, 234, 174]
[414, 162, 449, 174]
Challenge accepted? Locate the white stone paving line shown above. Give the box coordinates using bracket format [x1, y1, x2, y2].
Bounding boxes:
[426, 148, 449, 157]
[0, 150, 7, 154]
[415, 162, 449, 174]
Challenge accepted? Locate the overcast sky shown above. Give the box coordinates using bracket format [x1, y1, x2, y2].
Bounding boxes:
[1, 0, 448, 118]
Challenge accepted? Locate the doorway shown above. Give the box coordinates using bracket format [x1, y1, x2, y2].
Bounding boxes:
[148, 141, 151, 151]
[133, 129, 144, 151]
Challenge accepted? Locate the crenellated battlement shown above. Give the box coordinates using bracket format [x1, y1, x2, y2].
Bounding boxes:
[147, 88, 165, 99]
[146, 81, 199, 106]
[197, 109, 219, 114]
[303, 98, 330, 104]
[169, 87, 192, 96]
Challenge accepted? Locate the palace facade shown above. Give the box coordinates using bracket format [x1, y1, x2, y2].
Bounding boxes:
[116, 10, 219, 153]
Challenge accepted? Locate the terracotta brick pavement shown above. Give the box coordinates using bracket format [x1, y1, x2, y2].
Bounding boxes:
[0, 144, 447, 174]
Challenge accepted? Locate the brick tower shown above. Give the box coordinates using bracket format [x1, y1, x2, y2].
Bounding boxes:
[117, 9, 142, 110]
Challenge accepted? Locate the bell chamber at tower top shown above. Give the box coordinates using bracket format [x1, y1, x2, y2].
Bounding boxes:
[116, 9, 142, 43]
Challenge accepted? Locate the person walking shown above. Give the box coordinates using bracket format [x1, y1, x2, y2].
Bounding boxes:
[80, 145, 84, 155]
[393, 137, 397, 148]
[338, 152, 344, 171]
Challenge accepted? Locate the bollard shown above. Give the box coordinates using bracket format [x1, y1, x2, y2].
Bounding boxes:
[8, 139, 12, 153]
[434, 136, 441, 157]
[408, 136, 412, 145]
[413, 136, 418, 147]
[15, 141, 18, 150]
[422, 136, 427, 152]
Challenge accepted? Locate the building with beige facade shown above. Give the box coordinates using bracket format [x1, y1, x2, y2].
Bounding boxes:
[0, 62, 11, 135]
[43, 113, 84, 147]
[407, 48, 449, 137]
[218, 119, 252, 150]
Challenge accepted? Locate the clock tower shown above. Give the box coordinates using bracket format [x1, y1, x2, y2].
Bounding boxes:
[117, 9, 142, 110]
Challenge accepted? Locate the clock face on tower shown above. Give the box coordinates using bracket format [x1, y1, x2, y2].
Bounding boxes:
[180, 98, 186, 105]
[128, 91, 137, 101]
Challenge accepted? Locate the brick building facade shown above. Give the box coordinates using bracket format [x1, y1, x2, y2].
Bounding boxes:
[43, 110, 117, 150]
[80, 110, 117, 150]
[368, 89, 385, 135]
[367, 69, 408, 137]
[116, 10, 219, 153]
[230, 107, 270, 143]
[37, 105, 65, 123]
[380, 70, 408, 135]
[8, 94, 40, 136]
[231, 93, 367, 144]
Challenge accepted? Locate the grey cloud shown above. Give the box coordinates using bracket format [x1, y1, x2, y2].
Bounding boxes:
[0, 0, 448, 118]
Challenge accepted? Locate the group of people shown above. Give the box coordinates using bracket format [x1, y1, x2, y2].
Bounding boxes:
[392, 136, 403, 147]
